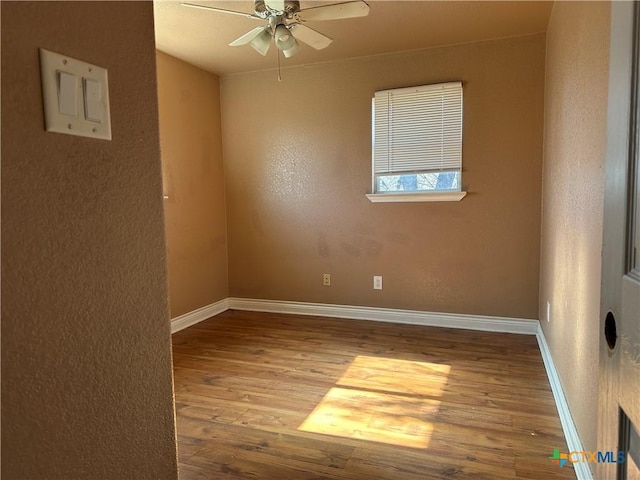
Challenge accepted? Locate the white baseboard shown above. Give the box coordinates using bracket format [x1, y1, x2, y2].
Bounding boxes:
[227, 297, 539, 334]
[536, 324, 592, 480]
[170, 298, 229, 333]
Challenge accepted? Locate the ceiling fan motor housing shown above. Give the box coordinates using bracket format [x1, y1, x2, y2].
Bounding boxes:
[254, 0, 300, 18]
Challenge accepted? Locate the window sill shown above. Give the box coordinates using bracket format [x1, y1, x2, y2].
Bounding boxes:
[366, 191, 467, 203]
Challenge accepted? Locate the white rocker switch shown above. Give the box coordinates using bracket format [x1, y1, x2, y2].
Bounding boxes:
[57, 71, 77, 117]
[83, 78, 103, 123]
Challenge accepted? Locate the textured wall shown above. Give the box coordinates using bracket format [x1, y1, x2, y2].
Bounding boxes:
[222, 34, 545, 319]
[1, 2, 178, 478]
[539, 1, 610, 454]
[156, 52, 228, 318]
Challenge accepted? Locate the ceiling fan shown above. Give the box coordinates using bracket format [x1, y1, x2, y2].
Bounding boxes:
[181, 0, 370, 58]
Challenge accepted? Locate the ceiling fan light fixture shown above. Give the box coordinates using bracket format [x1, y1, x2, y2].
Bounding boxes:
[282, 39, 301, 58]
[249, 28, 272, 56]
[274, 23, 296, 50]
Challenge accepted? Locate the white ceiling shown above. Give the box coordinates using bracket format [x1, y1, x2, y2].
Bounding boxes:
[153, 0, 553, 76]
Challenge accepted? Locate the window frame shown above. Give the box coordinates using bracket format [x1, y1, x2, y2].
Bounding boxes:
[367, 81, 467, 203]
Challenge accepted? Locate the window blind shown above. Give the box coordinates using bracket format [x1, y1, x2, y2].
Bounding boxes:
[373, 82, 463, 176]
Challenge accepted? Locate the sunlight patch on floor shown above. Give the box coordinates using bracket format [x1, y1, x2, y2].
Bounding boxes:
[299, 356, 450, 449]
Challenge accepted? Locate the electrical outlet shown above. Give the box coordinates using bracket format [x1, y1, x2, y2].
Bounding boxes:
[373, 275, 383, 290]
[546, 301, 551, 322]
[323, 273, 331, 287]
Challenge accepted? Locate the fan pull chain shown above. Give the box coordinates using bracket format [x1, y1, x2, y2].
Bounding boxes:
[277, 48, 282, 82]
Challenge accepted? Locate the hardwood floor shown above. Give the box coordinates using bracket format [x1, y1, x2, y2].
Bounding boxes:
[172, 310, 575, 479]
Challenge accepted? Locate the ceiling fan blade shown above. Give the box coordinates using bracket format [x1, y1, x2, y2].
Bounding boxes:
[229, 26, 270, 46]
[264, 0, 285, 11]
[181, 3, 260, 19]
[290, 23, 332, 50]
[298, 1, 370, 21]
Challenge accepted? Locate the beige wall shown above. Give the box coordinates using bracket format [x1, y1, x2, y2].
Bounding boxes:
[1, 2, 178, 478]
[221, 34, 545, 319]
[156, 52, 228, 318]
[539, 1, 610, 454]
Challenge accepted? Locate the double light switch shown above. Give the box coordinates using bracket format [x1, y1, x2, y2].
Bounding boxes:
[40, 49, 111, 140]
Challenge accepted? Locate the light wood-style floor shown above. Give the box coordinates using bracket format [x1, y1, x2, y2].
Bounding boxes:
[172, 310, 575, 479]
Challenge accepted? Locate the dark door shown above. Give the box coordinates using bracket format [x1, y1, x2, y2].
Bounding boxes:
[599, 2, 640, 479]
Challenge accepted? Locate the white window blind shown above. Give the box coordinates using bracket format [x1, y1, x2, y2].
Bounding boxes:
[372, 82, 463, 193]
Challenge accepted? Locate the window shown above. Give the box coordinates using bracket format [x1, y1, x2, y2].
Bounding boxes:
[367, 82, 466, 203]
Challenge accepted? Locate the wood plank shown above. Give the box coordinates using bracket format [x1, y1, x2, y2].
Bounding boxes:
[173, 310, 575, 479]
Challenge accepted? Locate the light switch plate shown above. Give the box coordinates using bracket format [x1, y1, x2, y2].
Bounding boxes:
[39, 48, 111, 140]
